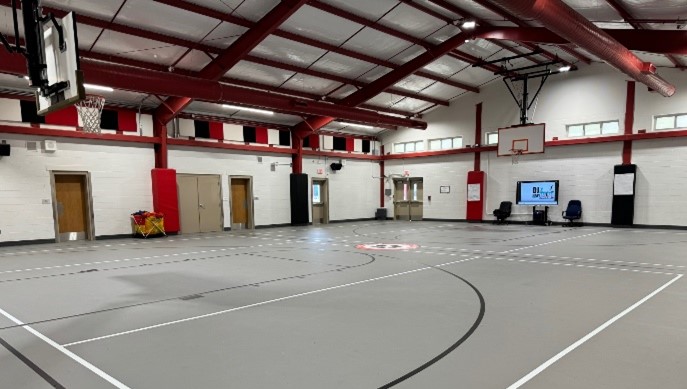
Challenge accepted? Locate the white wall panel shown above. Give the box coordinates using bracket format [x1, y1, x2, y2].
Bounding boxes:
[223, 123, 243, 142]
[178, 118, 195, 137]
[0, 134, 153, 242]
[354, 138, 363, 152]
[168, 148, 292, 227]
[322, 135, 333, 150]
[267, 129, 280, 145]
[635, 68, 687, 132]
[303, 157, 379, 222]
[0, 98, 21, 122]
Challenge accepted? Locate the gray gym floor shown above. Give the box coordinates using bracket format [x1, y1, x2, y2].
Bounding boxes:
[0, 221, 685, 388]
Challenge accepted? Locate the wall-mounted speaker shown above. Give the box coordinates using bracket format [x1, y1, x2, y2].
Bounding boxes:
[0, 144, 10, 156]
[330, 162, 343, 171]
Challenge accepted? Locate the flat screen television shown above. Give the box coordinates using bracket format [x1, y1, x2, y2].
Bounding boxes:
[516, 180, 559, 205]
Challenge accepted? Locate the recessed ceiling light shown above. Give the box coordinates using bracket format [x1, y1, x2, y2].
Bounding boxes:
[559, 66, 572, 72]
[84, 83, 114, 92]
[222, 104, 274, 115]
[339, 122, 373, 129]
[462, 20, 476, 29]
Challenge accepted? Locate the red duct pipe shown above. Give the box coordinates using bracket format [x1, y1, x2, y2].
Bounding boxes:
[485, 0, 676, 97]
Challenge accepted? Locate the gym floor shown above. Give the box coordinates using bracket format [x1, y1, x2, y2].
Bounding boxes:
[0, 221, 685, 389]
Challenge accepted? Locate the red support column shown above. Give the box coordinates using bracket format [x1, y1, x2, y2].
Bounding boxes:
[380, 145, 385, 208]
[291, 131, 304, 174]
[623, 81, 636, 165]
[474, 102, 483, 171]
[153, 118, 168, 169]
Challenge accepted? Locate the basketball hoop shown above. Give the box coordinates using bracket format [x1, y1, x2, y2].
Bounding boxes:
[75, 94, 105, 133]
[510, 148, 524, 164]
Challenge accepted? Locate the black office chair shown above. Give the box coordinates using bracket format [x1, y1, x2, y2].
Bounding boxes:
[493, 201, 512, 224]
[562, 200, 582, 227]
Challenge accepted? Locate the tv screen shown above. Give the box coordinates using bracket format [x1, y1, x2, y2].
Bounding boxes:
[516, 180, 559, 205]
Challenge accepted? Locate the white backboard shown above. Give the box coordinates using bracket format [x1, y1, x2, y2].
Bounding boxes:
[37, 12, 85, 115]
[497, 123, 546, 157]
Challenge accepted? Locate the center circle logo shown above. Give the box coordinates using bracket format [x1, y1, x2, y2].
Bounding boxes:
[356, 243, 418, 250]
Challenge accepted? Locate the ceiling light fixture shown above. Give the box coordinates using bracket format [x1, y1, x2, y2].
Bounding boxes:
[339, 122, 373, 129]
[222, 104, 274, 115]
[84, 83, 114, 92]
[558, 65, 572, 72]
[462, 20, 477, 29]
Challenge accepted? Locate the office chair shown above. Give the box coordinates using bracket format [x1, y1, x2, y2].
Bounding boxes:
[562, 200, 582, 227]
[493, 201, 512, 224]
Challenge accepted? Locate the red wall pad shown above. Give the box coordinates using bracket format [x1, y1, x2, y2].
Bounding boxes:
[466, 171, 486, 222]
[151, 168, 180, 233]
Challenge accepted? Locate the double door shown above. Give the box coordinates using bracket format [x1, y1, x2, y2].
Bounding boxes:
[393, 177, 423, 221]
[177, 175, 223, 234]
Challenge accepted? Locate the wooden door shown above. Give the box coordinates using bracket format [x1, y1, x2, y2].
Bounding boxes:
[178, 175, 201, 234]
[54, 174, 89, 240]
[409, 178, 424, 221]
[197, 175, 222, 233]
[231, 179, 248, 229]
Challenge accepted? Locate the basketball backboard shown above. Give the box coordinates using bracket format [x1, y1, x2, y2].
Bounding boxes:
[36, 12, 85, 115]
[497, 123, 545, 157]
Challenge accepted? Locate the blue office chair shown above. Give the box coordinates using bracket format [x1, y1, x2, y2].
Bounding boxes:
[562, 200, 582, 227]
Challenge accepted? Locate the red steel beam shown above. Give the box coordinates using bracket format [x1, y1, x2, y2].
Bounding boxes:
[0, 123, 160, 144]
[168, 138, 296, 155]
[151, 0, 478, 93]
[0, 49, 426, 129]
[156, 0, 311, 124]
[604, 0, 685, 68]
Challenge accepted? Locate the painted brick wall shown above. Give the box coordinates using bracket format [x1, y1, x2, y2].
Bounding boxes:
[385, 155, 473, 219]
[168, 148, 292, 227]
[0, 134, 154, 242]
[303, 157, 379, 222]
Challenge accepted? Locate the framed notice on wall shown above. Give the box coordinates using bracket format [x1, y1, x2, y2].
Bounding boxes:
[440, 186, 450, 194]
[467, 184, 480, 201]
[613, 173, 635, 195]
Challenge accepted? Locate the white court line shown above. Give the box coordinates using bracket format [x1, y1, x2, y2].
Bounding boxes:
[62, 255, 482, 348]
[506, 273, 683, 389]
[0, 307, 130, 388]
[501, 230, 612, 254]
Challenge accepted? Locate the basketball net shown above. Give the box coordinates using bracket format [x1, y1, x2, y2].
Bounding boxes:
[75, 95, 105, 133]
[510, 149, 524, 165]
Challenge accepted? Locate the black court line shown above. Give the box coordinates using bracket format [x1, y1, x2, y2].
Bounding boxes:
[378, 262, 486, 388]
[0, 336, 65, 388]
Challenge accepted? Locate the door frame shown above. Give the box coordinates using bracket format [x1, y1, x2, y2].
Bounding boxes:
[311, 177, 329, 224]
[178, 173, 225, 233]
[50, 171, 95, 243]
[392, 177, 423, 221]
[229, 175, 254, 230]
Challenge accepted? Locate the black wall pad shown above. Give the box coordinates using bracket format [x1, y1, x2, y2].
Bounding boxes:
[290, 173, 309, 226]
[611, 164, 637, 226]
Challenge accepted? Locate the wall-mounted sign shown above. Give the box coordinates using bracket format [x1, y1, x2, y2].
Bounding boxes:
[440, 186, 450, 194]
[467, 183, 481, 201]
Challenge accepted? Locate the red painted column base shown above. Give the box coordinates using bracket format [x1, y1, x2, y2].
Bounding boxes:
[151, 168, 179, 233]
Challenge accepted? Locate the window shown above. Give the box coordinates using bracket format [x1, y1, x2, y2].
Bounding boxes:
[394, 140, 424, 153]
[485, 132, 498, 145]
[312, 183, 321, 204]
[566, 120, 620, 137]
[428, 136, 463, 150]
[654, 113, 687, 131]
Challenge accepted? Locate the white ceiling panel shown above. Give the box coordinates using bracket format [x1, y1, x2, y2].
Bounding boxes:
[394, 75, 435, 93]
[186, 101, 301, 125]
[281, 6, 363, 46]
[574, 48, 604, 63]
[620, 0, 687, 19]
[42, 0, 124, 19]
[106, 90, 159, 108]
[449, 66, 498, 87]
[423, 55, 470, 77]
[389, 45, 426, 64]
[185, 0, 244, 14]
[414, 0, 461, 18]
[342, 27, 413, 60]
[357, 66, 393, 83]
[202, 23, 247, 49]
[251, 36, 327, 68]
[418, 82, 464, 100]
[319, 0, 397, 20]
[632, 51, 677, 68]
[116, 0, 220, 42]
[233, 0, 281, 22]
[225, 61, 295, 86]
[0, 6, 24, 38]
[425, 24, 462, 45]
[365, 92, 405, 107]
[592, 21, 633, 30]
[380, 3, 447, 39]
[441, 0, 505, 21]
[281, 74, 342, 95]
[328, 85, 358, 100]
[92, 30, 187, 66]
[560, 0, 620, 21]
[174, 50, 212, 72]
[388, 97, 434, 113]
[309, 52, 377, 79]
[459, 39, 503, 60]
[74, 24, 103, 50]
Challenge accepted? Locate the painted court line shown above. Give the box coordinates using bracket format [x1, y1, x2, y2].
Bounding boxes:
[62, 255, 483, 348]
[0, 307, 130, 388]
[506, 273, 683, 389]
[500, 230, 612, 254]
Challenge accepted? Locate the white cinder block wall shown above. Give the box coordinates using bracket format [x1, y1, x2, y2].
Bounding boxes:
[382, 64, 687, 226]
[0, 134, 154, 242]
[302, 157, 379, 221]
[168, 148, 292, 228]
